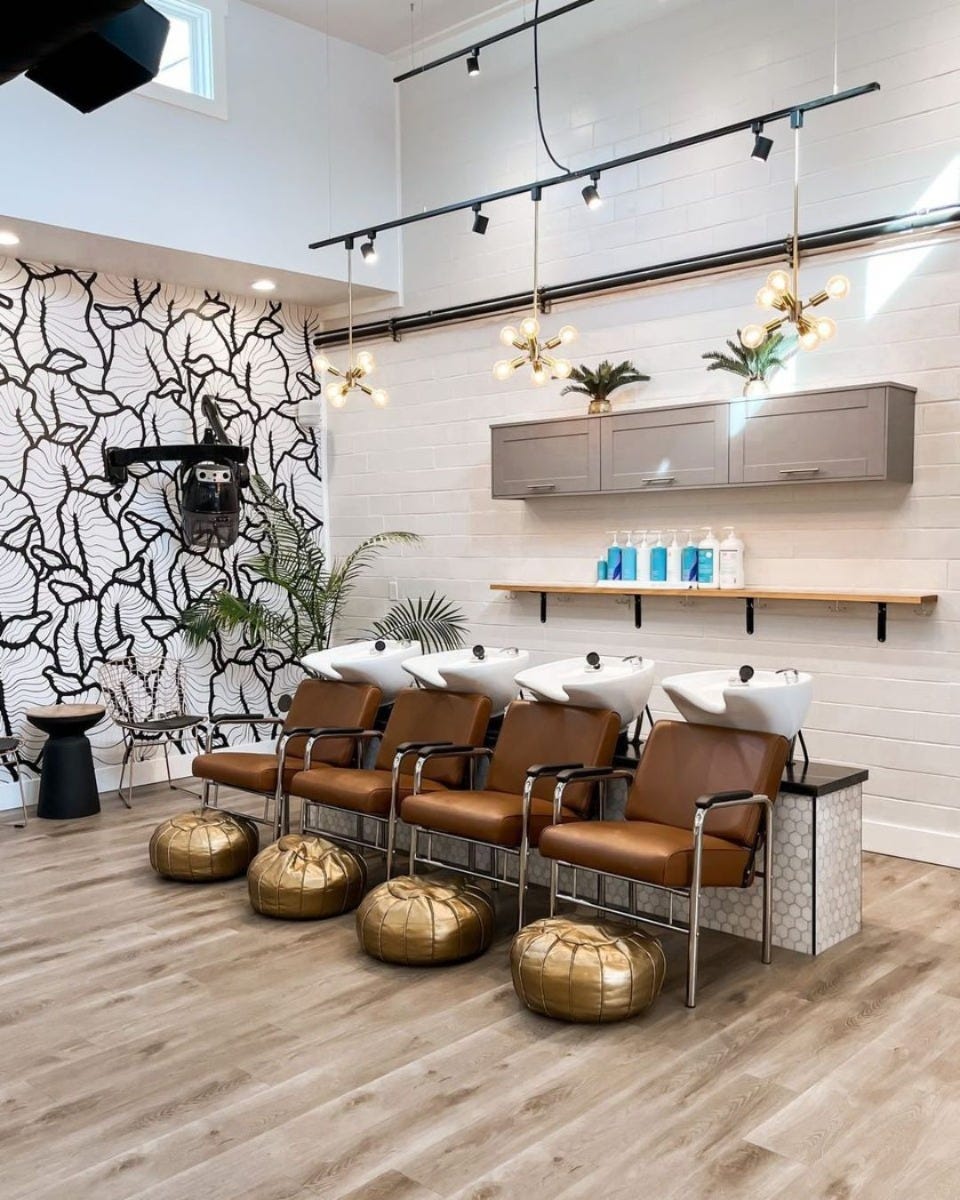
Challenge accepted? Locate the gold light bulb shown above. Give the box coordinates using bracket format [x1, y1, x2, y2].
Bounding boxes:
[756, 285, 778, 309]
[326, 382, 348, 407]
[520, 315, 540, 339]
[740, 324, 767, 350]
[799, 327, 821, 351]
[312, 353, 331, 374]
[814, 315, 837, 341]
[531, 363, 550, 387]
[826, 274, 850, 299]
[372, 389, 389, 408]
[557, 324, 578, 345]
[552, 358, 573, 379]
[493, 359, 515, 382]
[767, 269, 791, 294]
[355, 350, 375, 374]
[500, 325, 519, 347]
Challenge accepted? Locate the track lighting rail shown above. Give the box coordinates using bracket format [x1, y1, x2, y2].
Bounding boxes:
[393, 0, 599, 84]
[311, 201, 960, 349]
[308, 82, 879, 252]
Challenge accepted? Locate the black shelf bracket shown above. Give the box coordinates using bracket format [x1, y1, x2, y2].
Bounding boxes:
[746, 597, 755, 635]
[539, 591, 547, 624]
[877, 602, 887, 643]
[634, 594, 642, 629]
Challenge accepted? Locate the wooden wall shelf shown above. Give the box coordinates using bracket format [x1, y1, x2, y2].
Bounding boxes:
[490, 583, 937, 643]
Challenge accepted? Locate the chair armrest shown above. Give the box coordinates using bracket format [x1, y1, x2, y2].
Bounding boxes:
[205, 714, 283, 751]
[303, 727, 377, 770]
[525, 761, 584, 781]
[695, 789, 764, 810]
[409, 745, 492, 791]
[395, 740, 455, 755]
[553, 767, 635, 821]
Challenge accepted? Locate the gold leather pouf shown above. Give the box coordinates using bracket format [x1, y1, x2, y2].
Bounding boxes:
[248, 835, 366, 919]
[149, 810, 259, 882]
[356, 875, 494, 965]
[510, 917, 666, 1023]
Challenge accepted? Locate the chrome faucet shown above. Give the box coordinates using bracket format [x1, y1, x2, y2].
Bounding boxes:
[472, 644, 486, 661]
[586, 651, 602, 671]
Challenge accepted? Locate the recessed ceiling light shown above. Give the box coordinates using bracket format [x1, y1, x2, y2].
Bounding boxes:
[0, 230, 21, 247]
[251, 278, 276, 292]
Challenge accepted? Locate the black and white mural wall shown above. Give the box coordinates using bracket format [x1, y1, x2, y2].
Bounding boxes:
[0, 256, 325, 779]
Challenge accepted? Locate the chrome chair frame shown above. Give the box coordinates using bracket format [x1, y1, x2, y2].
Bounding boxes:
[200, 716, 366, 840]
[546, 764, 775, 1007]
[299, 732, 460, 878]
[405, 747, 588, 927]
[0, 738, 29, 828]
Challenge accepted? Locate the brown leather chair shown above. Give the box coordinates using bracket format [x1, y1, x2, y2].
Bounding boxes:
[538, 719, 790, 1007]
[290, 687, 492, 875]
[192, 679, 382, 840]
[402, 699, 621, 927]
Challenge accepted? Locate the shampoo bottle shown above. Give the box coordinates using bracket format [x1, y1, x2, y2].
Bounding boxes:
[697, 527, 720, 589]
[719, 526, 745, 589]
[621, 530, 638, 582]
[649, 531, 667, 584]
[666, 530, 681, 585]
[635, 530, 650, 584]
[606, 531, 622, 581]
[680, 530, 698, 588]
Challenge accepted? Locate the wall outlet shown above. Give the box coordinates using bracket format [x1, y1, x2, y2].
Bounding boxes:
[388, 579, 399, 601]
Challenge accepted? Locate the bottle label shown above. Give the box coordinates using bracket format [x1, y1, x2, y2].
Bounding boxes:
[597, 560, 608, 581]
[681, 547, 698, 582]
[607, 549, 622, 580]
[650, 547, 667, 582]
[698, 547, 714, 583]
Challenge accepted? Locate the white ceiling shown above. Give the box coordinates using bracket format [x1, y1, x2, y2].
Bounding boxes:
[245, 0, 521, 57]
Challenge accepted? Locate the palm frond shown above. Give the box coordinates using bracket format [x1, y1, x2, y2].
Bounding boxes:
[367, 593, 468, 654]
[702, 330, 797, 382]
[561, 359, 650, 400]
[180, 591, 298, 650]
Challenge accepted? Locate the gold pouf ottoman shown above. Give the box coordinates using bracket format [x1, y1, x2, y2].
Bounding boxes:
[248, 834, 367, 919]
[510, 918, 666, 1023]
[149, 810, 259, 882]
[356, 875, 494, 965]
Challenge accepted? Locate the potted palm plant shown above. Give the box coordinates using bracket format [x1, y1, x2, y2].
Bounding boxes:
[561, 359, 650, 415]
[180, 477, 467, 656]
[702, 331, 796, 398]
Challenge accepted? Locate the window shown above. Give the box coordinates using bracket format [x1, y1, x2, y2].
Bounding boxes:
[139, 0, 228, 118]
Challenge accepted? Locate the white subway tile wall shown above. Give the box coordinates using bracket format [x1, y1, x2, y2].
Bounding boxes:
[323, 0, 960, 866]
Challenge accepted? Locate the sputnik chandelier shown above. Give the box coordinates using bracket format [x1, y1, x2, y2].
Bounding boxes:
[740, 111, 850, 354]
[313, 238, 388, 408]
[493, 188, 578, 386]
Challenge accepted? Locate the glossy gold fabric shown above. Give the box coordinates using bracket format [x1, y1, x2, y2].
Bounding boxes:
[356, 875, 494, 965]
[149, 810, 258, 882]
[247, 835, 366, 919]
[510, 918, 666, 1023]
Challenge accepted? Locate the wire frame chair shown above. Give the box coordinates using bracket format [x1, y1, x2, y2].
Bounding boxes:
[97, 656, 206, 808]
[0, 737, 28, 827]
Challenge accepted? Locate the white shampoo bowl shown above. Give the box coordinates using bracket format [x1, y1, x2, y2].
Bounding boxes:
[661, 668, 813, 740]
[514, 654, 656, 729]
[403, 646, 531, 715]
[301, 639, 422, 702]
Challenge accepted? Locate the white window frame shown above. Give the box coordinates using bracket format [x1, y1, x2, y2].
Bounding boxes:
[137, 0, 229, 120]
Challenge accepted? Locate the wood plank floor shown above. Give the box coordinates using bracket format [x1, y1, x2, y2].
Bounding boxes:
[2, 785, 960, 1200]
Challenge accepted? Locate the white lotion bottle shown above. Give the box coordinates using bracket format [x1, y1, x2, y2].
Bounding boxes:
[666, 530, 681, 585]
[719, 526, 745, 589]
[697, 527, 720, 589]
[634, 530, 651, 584]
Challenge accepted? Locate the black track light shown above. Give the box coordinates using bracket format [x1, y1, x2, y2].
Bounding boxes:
[466, 47, 480, 76]
[360, 233, 378, 263]
[471, 204, 489, 235]
[751, 121, 773, 162]
[581, 171, 602, 210]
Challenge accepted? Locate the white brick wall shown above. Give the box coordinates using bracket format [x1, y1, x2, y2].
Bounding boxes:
[323, 0, 960, 867]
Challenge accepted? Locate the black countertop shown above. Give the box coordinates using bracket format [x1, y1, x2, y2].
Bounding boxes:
[613, 747, 867, 798]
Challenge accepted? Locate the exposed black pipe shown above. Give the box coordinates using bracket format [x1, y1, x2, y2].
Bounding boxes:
[308, 82, 880, 252]
[312, 202, 960, 349]
[393, 0, 598, 84]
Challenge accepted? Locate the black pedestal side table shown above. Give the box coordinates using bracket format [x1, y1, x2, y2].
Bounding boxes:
[27, 704, 105, 820]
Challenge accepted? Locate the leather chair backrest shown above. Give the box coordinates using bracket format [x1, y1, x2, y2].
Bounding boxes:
[486, 699, 621, 813]
[284, 679, 382, 767]
[375, 688, 492, 786]
[626, 720, 789, 847]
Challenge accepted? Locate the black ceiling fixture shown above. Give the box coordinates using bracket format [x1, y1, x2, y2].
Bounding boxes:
[471, 204, 489, 235]
[3, 2, 169, 113]
[751, 121, 774, 161]
[466, 48, 481, 77]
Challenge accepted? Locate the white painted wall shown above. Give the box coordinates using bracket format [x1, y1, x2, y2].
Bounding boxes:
[324, 0, 960, 866]
[0, 1, 399, 290]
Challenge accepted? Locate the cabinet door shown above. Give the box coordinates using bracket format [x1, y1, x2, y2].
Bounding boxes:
[491, 419, 601, 497]
[729, 389, 886, 484]
[600, 405, 729, 491]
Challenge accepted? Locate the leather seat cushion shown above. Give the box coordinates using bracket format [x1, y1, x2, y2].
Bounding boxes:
[192, 752, 304, 793]
[538, 820, 752, 888]
[290, 767, 446, 815]
[401, 789, 581, 848]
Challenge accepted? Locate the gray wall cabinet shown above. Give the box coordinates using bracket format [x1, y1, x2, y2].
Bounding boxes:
[491, 383, 915, 498]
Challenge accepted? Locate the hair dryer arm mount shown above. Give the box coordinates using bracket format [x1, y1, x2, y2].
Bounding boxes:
[103, 443, 250, 487]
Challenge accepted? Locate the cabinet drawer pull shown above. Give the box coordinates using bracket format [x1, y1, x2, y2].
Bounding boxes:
[526, 483, 557, 492]
[778, 467, 821, 477]
[641, 475, 675, 486]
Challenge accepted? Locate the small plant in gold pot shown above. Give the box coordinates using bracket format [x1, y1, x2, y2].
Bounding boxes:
[561, 359, 650, 415]
[702, 330, 796, 398]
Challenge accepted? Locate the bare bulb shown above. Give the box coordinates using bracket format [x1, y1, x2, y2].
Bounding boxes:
[326, 381, 349, 407]
[493, 359, 515, 382]
[531, 364, 550, 387]
[756, 285, 778, 309]
[312, 353, 331, 374]
[552, 358, 572, 379]
[520, 315, 540, 339]
[825, 274, 850, 299]
[372, 388, 389, 408]
[799, 327, 821, 351]
[767, 269, 791, 294]
[500, 325, 519, 347]
[355, 350, 375, 374]
[815, 315, 837, 341]
[557, 324, 578, 345]
[740, 324, 767, 350]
